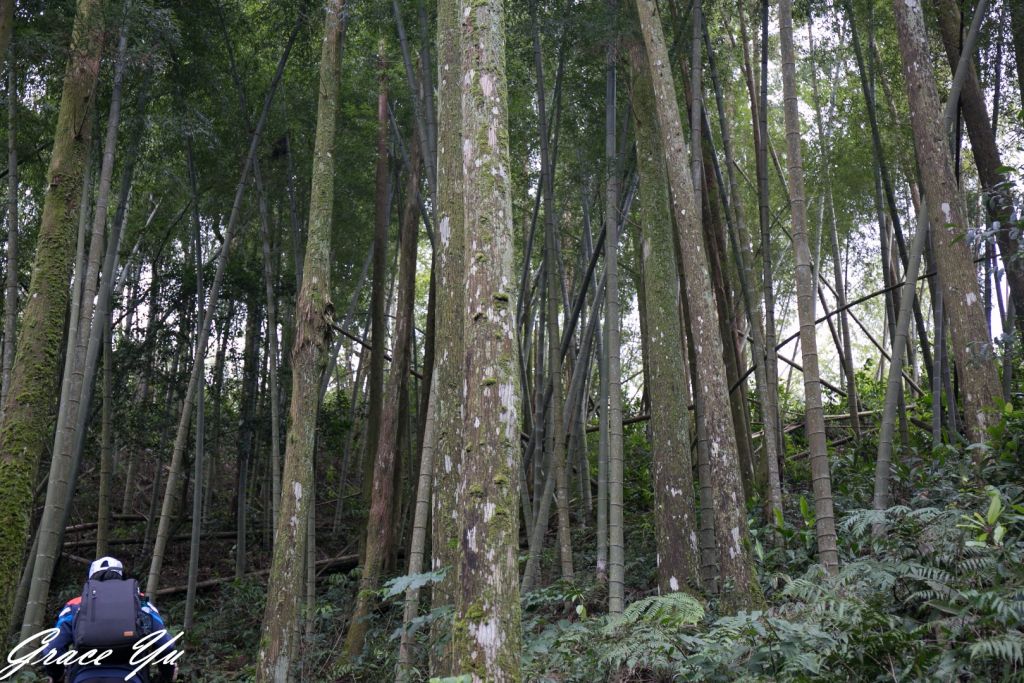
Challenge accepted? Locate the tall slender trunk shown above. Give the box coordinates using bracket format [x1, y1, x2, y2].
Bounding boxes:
[450, 1, 522, 676]
[344, 134, 421, 659]
[254, 161, 283, 533]
[753, 0, 785, 461]
[95, 320, 112, 557]
[429, 0, 464, 672]
[236, 298, 262, 578]
[30, 27, 132, 630]
[891, 0, 1000, 445]
[184, 166, 206, 630]
[628, 35, 700, 593]
[396, 384, 435, 679]
[604, 0, 625, 616]
[363, 46, 389, 511]
[634, 0, 763, 611]
[254, 2, 342, 678]
[1, 51, 18, 415]
[779, 0, 839, 574]
[705, 18, 782, 514]
[146, 14, 301, 598]
[936, 0, 1024, 335]
[877, 0, 990, 515]
[530, 0, 573, 584]
[0, 0, 103, 633]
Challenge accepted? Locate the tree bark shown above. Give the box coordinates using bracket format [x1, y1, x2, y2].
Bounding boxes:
[429, 0, 465, 674]
[629, 35, 700, 594]
[23, 17, 129, 635]
[1, 48, 17, 416]
[95, 320, 112, 557]
[604, 0, 626, 616]
[634, 0, 763, 611]
[254, 2, 342, 678]
[936, 0, 1024, 336]
[363, 45, 389, 511]
[0, 0, 103, 633]
[449, 1, 522, 679]
[779, 0, 839, 574]
[891, 0, 1001, 444]
[344, 133, 421, 659]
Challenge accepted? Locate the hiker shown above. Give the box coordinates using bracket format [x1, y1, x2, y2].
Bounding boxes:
[40, 556, 179, 683]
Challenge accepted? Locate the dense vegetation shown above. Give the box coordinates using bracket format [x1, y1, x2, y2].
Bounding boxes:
[0, 0, 1021, 680]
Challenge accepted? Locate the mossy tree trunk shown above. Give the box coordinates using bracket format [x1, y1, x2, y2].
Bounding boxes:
[450, 0, 523, 679]
[935, 0, 1024, 337]
[0, 0, 103, 634]
[891, 0, 1001, 444]
[254, 1, 342, 679]
[628, 35, 700, 594]
[634, 0, 763, 612]
[362, 44, 388, 512]
[430, 0, 464, 674]
[344, 132, 421, 660]
[23, 16, 129, 636]
[2, 39, 18, 417]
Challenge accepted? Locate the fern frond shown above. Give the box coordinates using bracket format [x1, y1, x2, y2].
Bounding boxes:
[969, 631, 1024, 665]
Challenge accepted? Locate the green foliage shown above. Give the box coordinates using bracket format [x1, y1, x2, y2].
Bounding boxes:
[523, 465, 1024, 681]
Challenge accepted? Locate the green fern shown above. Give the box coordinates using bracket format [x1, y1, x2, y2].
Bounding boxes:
[605, 591, 704, 632]
[969, 631, 1024, 666]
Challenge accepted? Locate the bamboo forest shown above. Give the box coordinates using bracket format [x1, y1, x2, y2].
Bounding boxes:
[0, 0, 1023, 680]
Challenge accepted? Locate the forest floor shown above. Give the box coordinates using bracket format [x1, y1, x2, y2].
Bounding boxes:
[24, 412, 1024, 682]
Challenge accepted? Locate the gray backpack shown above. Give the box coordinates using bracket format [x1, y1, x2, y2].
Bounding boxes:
[72, 577, 142, 662]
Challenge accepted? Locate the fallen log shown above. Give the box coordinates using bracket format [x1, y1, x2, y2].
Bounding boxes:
[65, 515, 146, 534]
[152, 553, 360, 597]
[63, 530, 237, 549]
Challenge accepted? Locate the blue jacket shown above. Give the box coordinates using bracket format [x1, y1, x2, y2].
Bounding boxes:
[41, 592, 177, 683]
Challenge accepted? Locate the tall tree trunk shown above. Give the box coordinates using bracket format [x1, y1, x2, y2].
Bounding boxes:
[753, 0, 785, 461]
[396, 384, 435, 679]
[184, 171, 206, 630]
[344, 134, 421, 659]
[254, 1, 342, 678]
[779, 0, 839, 574]
[95, 320, 112, 557]
[254, 161, 283, 533]
[531, 0, 573, 585]
[146, 14, 301, 598]
[429, 0, 464, 672]
[1, 50, 17, 416]
[23, 17, 130, 635]
[363, 45, 389, 511]
[450, 2, 522, 677]
[936, 0, 1024, 335]
[236, 297, 262, 578]
[0, 0, 103, 633]
[634, 0, 763, 612]
[891, 0, 1000, 444]
[628, 35, 700, 593]
[604, 0, 626, 616]
[877, 0, 989, 514]
[705, 18, 783, 514]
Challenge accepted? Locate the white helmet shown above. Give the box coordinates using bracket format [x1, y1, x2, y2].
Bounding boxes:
[88, 556, 124, 579]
